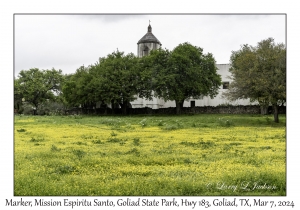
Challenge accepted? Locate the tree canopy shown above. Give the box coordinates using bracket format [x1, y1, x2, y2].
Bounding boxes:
[62, 66, 96, 108]
[15, 68, 64, 112]
[147, 42, 222, 114]
[62, 50, 152, 114]
[224, 38, 286, 122]
[91, 51, 142, 114]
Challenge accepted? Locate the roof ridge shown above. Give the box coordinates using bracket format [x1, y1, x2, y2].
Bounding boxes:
[137, 31, 161, 44]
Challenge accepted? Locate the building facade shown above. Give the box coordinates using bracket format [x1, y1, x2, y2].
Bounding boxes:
[130, 24, 254, 109]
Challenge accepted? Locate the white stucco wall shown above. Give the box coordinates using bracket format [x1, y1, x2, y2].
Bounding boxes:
[130, 63, 256, 109]
[137, 42, 161, 57]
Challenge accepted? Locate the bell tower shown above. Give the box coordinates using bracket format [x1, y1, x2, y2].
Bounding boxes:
[137, 22, 161, 57]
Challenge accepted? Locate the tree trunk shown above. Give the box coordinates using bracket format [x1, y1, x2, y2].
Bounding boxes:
[260, 106, 268, 115]
[111, 100, 115, 115]
[175, 100, 184, 114]
[273, 104, 279, 123]
[120, 100, 128, 115]
[33, 103, 38, 115]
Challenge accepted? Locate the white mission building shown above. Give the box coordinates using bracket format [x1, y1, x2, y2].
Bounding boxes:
[130, 24, 254, 109]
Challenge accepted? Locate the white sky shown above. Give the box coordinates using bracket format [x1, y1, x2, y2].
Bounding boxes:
[14, 14, 286, 76]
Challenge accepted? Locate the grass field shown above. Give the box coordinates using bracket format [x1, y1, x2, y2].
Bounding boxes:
[14, 114, 286, 196]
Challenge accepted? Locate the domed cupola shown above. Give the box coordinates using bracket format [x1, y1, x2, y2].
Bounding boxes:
[137, 23, 162, 57]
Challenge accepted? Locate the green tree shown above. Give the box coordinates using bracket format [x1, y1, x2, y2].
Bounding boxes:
[149, 43, 221, 114]
[14, 78, 23, 113]
[15, 68, 64, 113]
[224, 38, 286, 123]
[62, 66, 96, 108]
[91, 50, 147, 114]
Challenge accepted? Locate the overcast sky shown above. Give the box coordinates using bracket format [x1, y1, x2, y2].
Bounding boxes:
[14, 14, 286, 76]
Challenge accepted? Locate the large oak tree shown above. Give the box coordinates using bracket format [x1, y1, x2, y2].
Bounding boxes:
[62, 65, 96, 108]
[91, 51, 151, 114]
[15, 68, 64, 112]
[148, 42, 222, 114]
[224, 38, 286, 122]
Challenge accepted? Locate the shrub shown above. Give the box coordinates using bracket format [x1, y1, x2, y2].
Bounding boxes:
[133, 138, 140, 146]
[55, 165, 76, 174]
[92, 140, 103, 144]
[110, 131, 117, 137]
[73, 141, 87, 146]
[107, 137, 122, 143]
[72, 149, 86, 159]
[125, 148, 140, 156]
[51, 145, 61, 152]
[30, 137, 44, 142]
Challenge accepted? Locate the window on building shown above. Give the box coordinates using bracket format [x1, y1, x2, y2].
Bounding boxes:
[190, 101, 195, 107]
[223, 82, 229, 89]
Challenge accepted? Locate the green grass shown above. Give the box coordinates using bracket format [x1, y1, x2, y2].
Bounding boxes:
[14, 114, 286, 196]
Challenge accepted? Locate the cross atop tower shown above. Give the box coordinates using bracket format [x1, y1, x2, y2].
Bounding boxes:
[148, 21, 152, 32]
